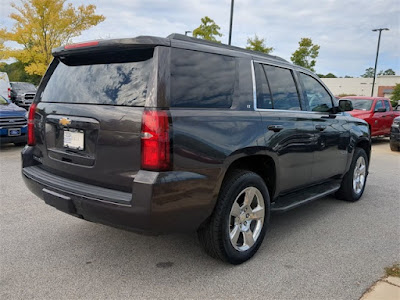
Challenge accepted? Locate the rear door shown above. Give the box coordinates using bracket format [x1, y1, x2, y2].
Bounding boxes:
[297, 72, 349, 182]
[254, 62, 316, 193]
[383, 99, 395, 134]
[371, 100, 385, 135]
[33, 48, 156, 191]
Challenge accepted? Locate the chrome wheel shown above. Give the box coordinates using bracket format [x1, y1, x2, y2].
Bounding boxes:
[229, 187, 265, 252]
[353, 156, 366, 195]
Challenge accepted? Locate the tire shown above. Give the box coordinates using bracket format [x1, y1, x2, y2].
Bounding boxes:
[390, 140, 399, 151]
[197, 170, 270, 264]
[335, 148, 368, 202]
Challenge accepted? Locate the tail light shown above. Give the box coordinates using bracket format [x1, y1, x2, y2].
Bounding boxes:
[7, 88, 11, 100]
[141, 110, 171, 171]
[27, 103, 37, 146]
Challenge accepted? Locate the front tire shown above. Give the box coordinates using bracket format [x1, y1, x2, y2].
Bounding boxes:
[335, 148, 368, 202]
[198, 170, 270, 264]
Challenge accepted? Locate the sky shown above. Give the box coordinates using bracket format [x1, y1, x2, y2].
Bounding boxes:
[1, 0, 399, 77]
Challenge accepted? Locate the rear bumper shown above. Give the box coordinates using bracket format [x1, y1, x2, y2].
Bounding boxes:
[21, 147, 213, 233]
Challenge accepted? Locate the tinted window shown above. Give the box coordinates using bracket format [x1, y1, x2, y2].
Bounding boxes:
[375, 100, 384, 111]
[384, 100, 391, 111]
[171, 49, 235, 108]
[254, 63, 272, 109]
[300, 73, 333, 112]
[41, 57, 153, 106]
[263, 65, 300, 110]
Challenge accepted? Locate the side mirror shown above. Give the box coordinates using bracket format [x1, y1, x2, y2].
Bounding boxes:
[375, 107, 386, 113]
[339, 99, 353, 111]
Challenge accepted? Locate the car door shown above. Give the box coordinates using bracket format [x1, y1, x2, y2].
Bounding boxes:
[297, 72, 349, 182]
[371, 100, 385, 135]
[253, 62, 316, 193]
[383, 99, 395, 134]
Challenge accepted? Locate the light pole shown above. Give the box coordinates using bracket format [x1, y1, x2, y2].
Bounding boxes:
[185, 31, 192, 36]
[228, 0, 234, 45]
[371, 28, 389, 97]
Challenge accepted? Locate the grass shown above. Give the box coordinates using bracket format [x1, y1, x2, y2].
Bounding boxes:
[385, 263, 400, 278]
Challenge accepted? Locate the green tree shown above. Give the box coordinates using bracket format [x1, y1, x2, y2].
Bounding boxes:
[245, 35, 273, 54]
[290, 38, 320, 72]
[192, 16, 222, 42]
[324, 73, 336, 78]
[361, 67, 375, 78]
[2, 0, 105, 76]
[378, 68, 396, 76]
[391, 83, 400, 107]
[0, 61, 41, 85]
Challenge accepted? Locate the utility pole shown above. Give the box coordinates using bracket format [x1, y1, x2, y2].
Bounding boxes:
[371, 28, 389, 97]
[228, 0, 234, 45]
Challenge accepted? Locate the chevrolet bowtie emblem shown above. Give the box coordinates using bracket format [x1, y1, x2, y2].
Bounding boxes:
[59, 117, 71, 126]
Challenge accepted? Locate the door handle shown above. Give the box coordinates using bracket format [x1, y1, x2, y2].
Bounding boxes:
[381, 115, 386, 118]
[315, 124, 327, 131]
[321, 114, 336, 119]
[268, 125, 284, 132]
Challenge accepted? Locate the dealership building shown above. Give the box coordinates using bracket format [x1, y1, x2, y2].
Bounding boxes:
[321, 75, 399, 98]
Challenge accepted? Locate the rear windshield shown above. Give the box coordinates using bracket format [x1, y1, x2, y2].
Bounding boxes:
[41, 53, 153, 107]
[345, 99, 373, 111]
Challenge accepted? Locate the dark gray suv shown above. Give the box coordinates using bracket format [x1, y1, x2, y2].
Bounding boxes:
[22, 34, 371, 264]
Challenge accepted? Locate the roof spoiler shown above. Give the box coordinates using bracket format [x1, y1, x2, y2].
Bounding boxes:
[52, 36, 170, 57]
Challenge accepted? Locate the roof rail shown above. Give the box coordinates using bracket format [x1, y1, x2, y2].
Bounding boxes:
[167, 33, 287, 62]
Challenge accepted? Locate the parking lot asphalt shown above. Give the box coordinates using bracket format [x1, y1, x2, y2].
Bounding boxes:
[1, 139, 399, 300]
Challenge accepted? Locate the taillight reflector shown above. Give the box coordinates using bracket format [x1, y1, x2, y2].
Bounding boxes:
[64, 41, 99, 49]
[7, 87, 11, 99]
[27, 103, 37, 146]
[141, 110, 171, 171]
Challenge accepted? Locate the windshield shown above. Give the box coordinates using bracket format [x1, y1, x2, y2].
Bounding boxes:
[11, 82, 36, 91]
[0, 96, 9, 105]
[345, 99, 374, 111]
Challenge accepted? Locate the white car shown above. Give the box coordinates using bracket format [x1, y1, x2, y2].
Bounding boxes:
[0, 72, 11, 100]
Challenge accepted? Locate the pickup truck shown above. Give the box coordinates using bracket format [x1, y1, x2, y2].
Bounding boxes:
[340, 96, 400, 137]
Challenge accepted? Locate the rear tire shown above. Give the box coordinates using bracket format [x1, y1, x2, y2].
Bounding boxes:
[335, 148, 368, 202]
[197, 170, 270, 264]
[390, 140, 399, 151]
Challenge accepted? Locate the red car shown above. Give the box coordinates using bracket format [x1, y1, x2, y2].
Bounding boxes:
[340, 96, 400, 137]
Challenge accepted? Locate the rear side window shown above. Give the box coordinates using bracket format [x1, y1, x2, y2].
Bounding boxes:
[263, 65, 301, 110]
[384, 100, 391, 111]
[41, 54, 153, 107]
[254, 63, 272, 109]
[299, 73, 333, 112]
[170, 49, 235, 108]
[374, 100, 384, 111]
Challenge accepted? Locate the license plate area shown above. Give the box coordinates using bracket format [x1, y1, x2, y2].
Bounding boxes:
[63, 129, 84, 150]
[8, 128, 21, 136]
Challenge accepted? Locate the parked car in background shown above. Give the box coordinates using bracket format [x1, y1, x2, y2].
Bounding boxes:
[22, 34, 371, 264]
[10, 81, 37, 109]
[390, 117, 400, 151]
[0, 72, 11, 101]
[340, 96, 400, 137]
[0, 95, 27, 146]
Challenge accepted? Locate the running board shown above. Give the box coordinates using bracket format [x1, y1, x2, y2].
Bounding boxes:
[271, 181, 341, 213]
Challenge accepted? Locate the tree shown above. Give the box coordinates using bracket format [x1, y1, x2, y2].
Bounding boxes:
[290, 38, 320, 72]
[0, 61, 41, 85]
[378, 68, 396, 76]
[2, 0, 105, 76]
[245, 35, 273, 54]
[324, 73, 336, 78]
[391, 83, 400, 107]
[361, 67, 375, 78]
[193, 16, 222, 42]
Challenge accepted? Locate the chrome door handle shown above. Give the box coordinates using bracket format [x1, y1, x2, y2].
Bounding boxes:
[268, 125, 284, 132]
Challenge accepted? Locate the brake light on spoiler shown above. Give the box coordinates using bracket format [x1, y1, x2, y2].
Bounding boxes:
[64, 41, 99, 49]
